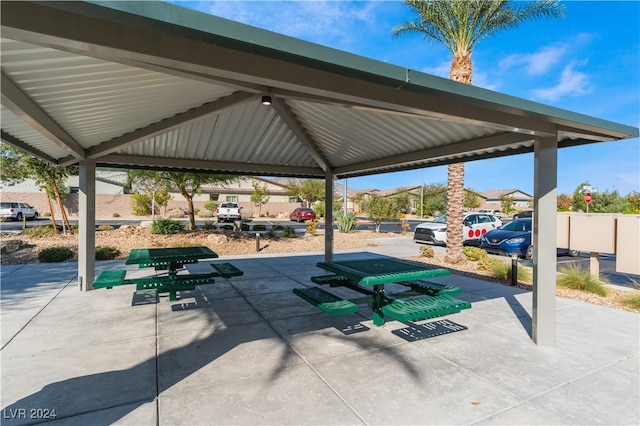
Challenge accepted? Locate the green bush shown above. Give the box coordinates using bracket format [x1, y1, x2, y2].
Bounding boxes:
[151, 218, 185, 235]
[336, 212, 357, 233]
[253, 224, 267, 232]
[272, 225, 285, 231]
[38, 246, 73, 263]
[556, 264, 608, 296]
[221, 224, 234, 231]
[477, 255, 500, 271]
[202, 220, 216, 230]
[419, 245, 434, 258]
[97, 225, 115, 231]
[131, 193, 151, 216]
[463, 246, 487, 261]
[112, 212, 120, 218]
[490, 260, 532, 283]
[620, 283, 640, 310]
[241, 224, 250, 231]
[283, 226, 297, 238]
[95, 246, 120, 260]
[204, 201, 218, 213]
[25, 224, 61, 236]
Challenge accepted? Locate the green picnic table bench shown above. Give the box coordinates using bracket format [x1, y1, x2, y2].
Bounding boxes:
[294, 258, 471, 326]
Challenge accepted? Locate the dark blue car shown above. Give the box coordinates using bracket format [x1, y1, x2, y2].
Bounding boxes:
[480, 217, 578, 260]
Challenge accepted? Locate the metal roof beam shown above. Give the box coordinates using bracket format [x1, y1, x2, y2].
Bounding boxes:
[334, 132, 536, 176]
[86, 91, 255, 159]
[270, 97, 330, 173]
[1, 72, 85, 160]
[0, 130, 58, 163]
[99, 154, 324, 178]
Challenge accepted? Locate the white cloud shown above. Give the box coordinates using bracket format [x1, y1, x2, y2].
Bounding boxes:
[499, 44, 567, 75]
[531, 62, 591, 102]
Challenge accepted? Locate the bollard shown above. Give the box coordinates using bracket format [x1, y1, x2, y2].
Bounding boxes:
[256, 232, 260, 252]
[511, 252, 519, 286]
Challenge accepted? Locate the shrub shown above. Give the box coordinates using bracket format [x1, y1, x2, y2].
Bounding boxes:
[131, 193, 151, 216]
[95, 246, 120, 260]
[112, 212, 120, 218]
[97, 225, 115, 231]
[151, 218, 185, 235]
[241, 224, 250, 231]
[202, 220, 216, 230]
[38, 246, 73, 263]
[204, 201, 218, 214]
[463, 246, 487, 262]
[305, 219, 319, 236]
[557, 264, 608, 297]
[477, 255, 500, 271]
[272, 225, 285, 231]
[25, 224, 61, 236]
[253, 224, 267, 232]
[490, 260, 532, 283]
[336, 212, 357, 233]
[620, 284, 640, 310]
[283, 226, 297, 238]
[419, 245, 434, 258]
[221, 224, 234, 231]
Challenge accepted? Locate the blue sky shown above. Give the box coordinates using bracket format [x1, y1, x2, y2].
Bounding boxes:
[166, 0, 639, 196]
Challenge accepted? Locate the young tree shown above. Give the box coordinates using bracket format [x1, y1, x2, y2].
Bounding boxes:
[499, 194, 515, 214]
[624, 191, 640, 214]
[394, 188, 412, 214]
[285, 179, 325, 207]
[572, 181, 591, 212]
[127, 170, 236, 230]
[557, 193, 573, 211]
[393, 0, 564, 263]
[251, 179, 270, 217]
[365, 195, 398, 233]
[1, 143, 76, 233]
[464, 189, 482, 210]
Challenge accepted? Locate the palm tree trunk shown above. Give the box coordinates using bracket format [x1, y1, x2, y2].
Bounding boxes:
[444, 162, 465, 263]
[51, 178, 73, 235]
[445, 52, 472, 263]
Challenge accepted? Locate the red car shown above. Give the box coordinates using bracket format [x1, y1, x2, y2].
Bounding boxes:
[290, 207, 316, 222]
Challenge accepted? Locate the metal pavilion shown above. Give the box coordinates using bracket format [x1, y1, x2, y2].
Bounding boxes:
[1, 1, 637, 345]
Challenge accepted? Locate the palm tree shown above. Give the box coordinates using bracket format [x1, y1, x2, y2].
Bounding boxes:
[393, 0, 564, 263]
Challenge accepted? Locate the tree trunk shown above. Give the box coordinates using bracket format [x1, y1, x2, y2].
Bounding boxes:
[45, 191, 57, 230]
[444, 52, 472, 264]
[444, 163, 465, 263]
[51, 179, 73, 235]
[181, 190, 195, 230]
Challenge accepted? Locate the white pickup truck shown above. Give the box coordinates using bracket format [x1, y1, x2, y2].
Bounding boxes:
[216, 202, 242, 222]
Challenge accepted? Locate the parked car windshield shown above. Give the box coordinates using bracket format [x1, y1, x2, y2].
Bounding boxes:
[500, 218, 531, 232]
[433, 214, 447, 224]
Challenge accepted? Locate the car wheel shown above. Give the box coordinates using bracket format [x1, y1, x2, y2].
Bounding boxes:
[525, 245, 534, 260]
[15, 213, 23, 222]
[32, 212, 39, 220]
[567, 249, 579, 257]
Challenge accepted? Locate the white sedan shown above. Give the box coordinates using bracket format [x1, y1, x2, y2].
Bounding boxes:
[414, 212, 502, 246]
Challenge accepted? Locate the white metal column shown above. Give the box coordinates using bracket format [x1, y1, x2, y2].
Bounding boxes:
[78, 159, 96, 291]
[532, 135, 558, 346]
[324, 172, 334, 262]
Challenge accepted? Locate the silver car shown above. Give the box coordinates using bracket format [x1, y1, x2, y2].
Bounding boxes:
[414, 212, 502, 246]
[0, 202, 39, 221]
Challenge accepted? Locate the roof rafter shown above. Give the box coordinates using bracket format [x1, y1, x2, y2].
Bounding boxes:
[1, 72, 85, 160]
[86, 91, 255, 160]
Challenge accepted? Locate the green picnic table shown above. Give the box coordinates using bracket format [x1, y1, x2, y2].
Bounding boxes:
[93, 246, 220, 301]
[294, 258, 471, 326]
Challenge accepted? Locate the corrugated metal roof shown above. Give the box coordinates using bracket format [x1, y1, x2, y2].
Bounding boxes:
[1, 1, 637, 180]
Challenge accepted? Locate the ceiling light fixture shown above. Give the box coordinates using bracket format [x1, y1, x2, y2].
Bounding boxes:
[261, 95, 272, 106]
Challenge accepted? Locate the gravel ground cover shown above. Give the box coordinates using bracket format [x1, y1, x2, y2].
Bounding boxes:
[1, 225, 637, 313]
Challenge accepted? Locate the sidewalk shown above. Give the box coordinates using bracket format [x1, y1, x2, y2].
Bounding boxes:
[1, 239, 638, 425]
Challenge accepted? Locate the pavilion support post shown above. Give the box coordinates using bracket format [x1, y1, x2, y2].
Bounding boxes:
[324, 172, 334, 262]
[79, 159, 96, 291]
[532, 134, 558, 346]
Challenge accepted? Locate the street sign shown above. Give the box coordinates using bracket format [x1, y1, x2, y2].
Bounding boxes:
[584, 192, 592, 204]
